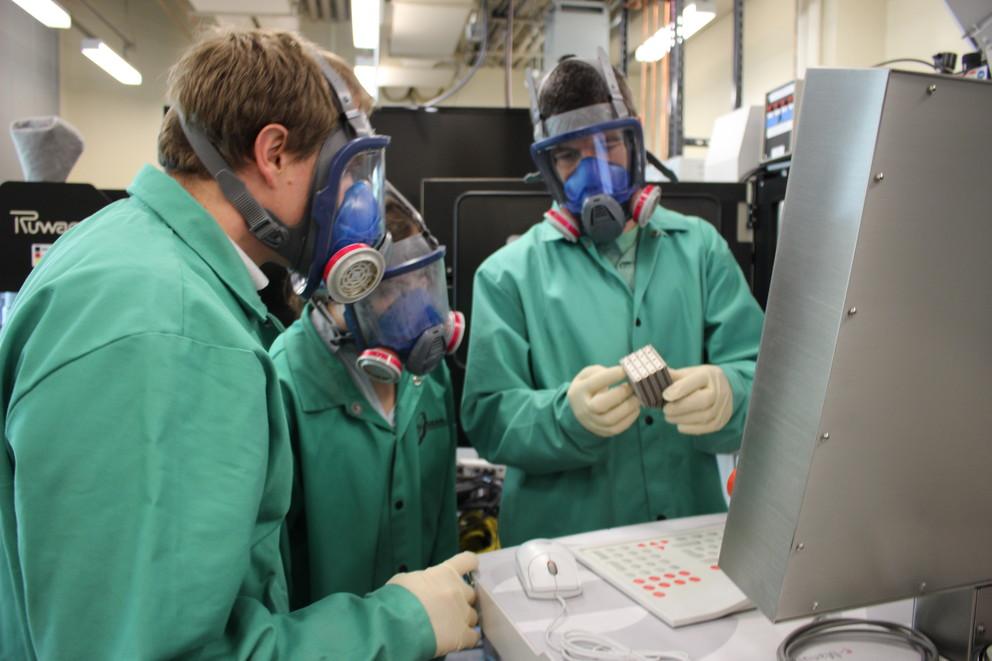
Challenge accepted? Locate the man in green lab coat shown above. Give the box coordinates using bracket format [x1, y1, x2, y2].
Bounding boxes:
[0, 30, 476, 660]
[461, 52, 764, 546]
[271, 186, 461, 605]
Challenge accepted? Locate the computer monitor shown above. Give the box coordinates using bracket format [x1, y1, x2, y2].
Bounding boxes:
[720, 67, 992, 640]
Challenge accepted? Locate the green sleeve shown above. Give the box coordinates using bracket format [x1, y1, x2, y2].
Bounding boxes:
[430, 366, 459, 565]
[5, 333, 435, 661]
[276, 371, 312, 610]
[693, 229, 765, 455]
[460, 267, 608, 475]
[208, 585, 434, 659]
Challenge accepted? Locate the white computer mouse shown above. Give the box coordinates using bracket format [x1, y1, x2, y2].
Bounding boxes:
[514, 539, 583, 600]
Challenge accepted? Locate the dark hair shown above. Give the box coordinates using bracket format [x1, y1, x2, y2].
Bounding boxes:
[538, 57, 638, 120]
[384, 192, 422, 242]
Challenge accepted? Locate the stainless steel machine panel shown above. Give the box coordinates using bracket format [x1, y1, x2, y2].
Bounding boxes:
[721, 68, 992, 621]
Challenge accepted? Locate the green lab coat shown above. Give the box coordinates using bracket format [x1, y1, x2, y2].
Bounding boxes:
[0, 166, 435, 660]
[461, 207, 764, 546]
[269, 306, 458, 606]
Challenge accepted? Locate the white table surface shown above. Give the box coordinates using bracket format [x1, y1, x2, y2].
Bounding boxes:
[476, 513, 921, 660]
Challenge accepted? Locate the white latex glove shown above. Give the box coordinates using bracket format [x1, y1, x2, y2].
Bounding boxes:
[662, 365, 733, 435]
[567, 365, 641, 438]
[387, 551, 480, 656]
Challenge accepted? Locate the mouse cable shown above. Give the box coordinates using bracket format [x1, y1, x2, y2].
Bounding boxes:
[777, 618, 938, 661]
[544, 592, 690, 661]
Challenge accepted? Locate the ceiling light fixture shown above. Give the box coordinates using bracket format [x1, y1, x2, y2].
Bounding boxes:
[350, 0, 381, 50]
[81, 39, 142, 85]
[635, 1, 716, 63]
[10, 0, 71, 28]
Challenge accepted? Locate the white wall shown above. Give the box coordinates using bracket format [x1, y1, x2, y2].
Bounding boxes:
[679, 0, 973, 161]
[60, 89, 167, 190]
[627, 0, 796, 159]
[820, 0, 887, 69]
[379, 66, 531, 108]
[819, 0, 966, 70]
[1, 2, 60, 182]
[884, 0, 967, 64]
[742, 0, 796, 108]
[58, 1, 187, 189]
[684, 11, 735, 158]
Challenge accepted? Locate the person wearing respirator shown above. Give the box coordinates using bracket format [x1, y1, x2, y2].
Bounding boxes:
[271, 184, 465, 612]
[460, 50, 765, 546]
[0, 30, 476, 660]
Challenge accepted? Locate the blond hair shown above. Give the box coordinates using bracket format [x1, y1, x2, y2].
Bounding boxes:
[158, 29, 374, 177]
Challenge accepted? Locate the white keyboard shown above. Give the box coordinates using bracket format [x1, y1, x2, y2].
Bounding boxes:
[573, 523, 754, 628]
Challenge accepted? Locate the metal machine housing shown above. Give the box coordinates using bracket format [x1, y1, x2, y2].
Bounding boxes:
[721, 68, 992, 622]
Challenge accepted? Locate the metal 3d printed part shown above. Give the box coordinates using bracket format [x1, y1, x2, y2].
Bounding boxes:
[620, 345, 673, 409]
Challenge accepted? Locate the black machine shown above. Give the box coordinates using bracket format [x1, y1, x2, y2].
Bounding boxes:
[747, 164, 790, 310]
[651, 182, 751, 286]
[370, 107, 535, 210]
[451, 190, 551, 369]
[0, 182, 125, 292]
[421, 177, 545, 253]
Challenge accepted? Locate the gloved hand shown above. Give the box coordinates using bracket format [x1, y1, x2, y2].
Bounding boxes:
[662, 365, 733, 435]
[387, 551, 480, 656]
[567, 365, 641, 438]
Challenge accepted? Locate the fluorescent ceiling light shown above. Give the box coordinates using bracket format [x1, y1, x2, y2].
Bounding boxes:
[635, 25, 674, 63]
[351, 0, 381, 50]
[635, 1, 715, 63]
[81, 39, 142, 85]
[10, 0, 71, 28]
[354, 64, 379, 100]
[681, 1, 716, 39]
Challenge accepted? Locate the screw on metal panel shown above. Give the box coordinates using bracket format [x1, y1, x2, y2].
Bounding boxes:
[978, 623, 987, 635]
[812, 601, 820, 611]
[848, 307, 857, 316]
[919, 582, 928, 593]
[796, 543, 806, 552]
[927, 84, 937, 95]
[820, 433, 830, 442]
[874, 172, 885, 182]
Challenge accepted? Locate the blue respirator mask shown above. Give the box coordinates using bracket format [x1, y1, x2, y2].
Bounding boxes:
[527, 49, 659, 245]
[343, 200, 464, 383]
[176, 52, 391, 303]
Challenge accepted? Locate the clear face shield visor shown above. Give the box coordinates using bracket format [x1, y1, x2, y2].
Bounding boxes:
[299, 135, 390, 302]
[346, 234, 464, 382]
[531, 118, 645, 217]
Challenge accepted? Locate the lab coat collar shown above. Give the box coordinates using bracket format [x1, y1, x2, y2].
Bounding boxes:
[288, 304, 369, 414]
[288, 304, 424, 433]
[228, 239, 269, 291]
[538, 203, 691, 242]
[127, 165, 269, 321]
